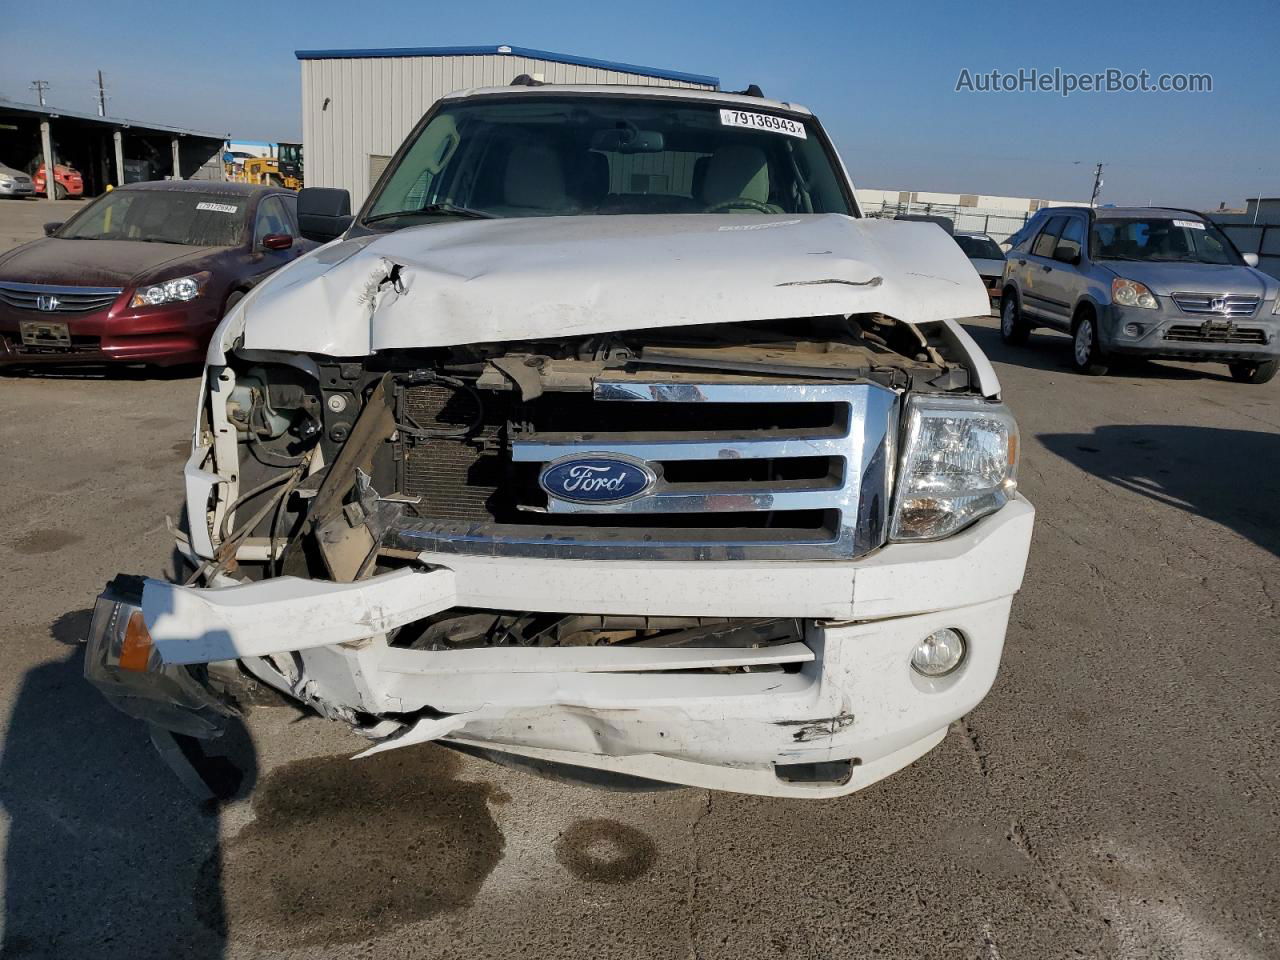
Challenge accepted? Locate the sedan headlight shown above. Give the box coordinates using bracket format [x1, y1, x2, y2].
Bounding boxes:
[130, 271, 210, 308]
[1112, 277, 1158, 309]
[890, 395, 1019, 541]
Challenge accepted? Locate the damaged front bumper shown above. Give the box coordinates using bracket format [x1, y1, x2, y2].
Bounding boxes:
[87, 497, 1033, 799]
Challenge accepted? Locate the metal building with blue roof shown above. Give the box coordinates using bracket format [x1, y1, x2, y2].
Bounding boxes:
[297, 44, 719, 207]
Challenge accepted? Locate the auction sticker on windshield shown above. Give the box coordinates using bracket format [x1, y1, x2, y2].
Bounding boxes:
[1173, 219, 1205, 230]
[719, 109, 807, 139]
[196, 202, 240, 214]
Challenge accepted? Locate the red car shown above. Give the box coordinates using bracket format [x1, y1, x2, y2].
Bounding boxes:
[0, 181, 314, 367]
[31, 162, 84, 199]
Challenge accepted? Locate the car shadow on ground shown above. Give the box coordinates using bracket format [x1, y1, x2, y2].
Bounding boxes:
[963, 322, 1236, 382]
[0, 611, 252, 959]
[1039, 424, 1280, 558]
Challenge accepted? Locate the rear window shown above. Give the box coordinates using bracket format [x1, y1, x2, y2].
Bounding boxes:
[954, 235, 1004, 260]
[59, 190, 250, 246]
[1031, 217, 1066, 258]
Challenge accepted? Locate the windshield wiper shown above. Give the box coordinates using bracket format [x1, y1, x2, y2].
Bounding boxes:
[366, 203, 495, 224]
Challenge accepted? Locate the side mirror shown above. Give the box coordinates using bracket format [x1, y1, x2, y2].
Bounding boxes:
[1243, 252, 1260, 268]
[297, 187, 352, 243]
[261, 233, 294, 251]
[43, 222, 63, 237]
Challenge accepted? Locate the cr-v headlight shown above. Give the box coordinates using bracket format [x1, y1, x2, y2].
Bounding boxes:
[890, 395, 1019, 541]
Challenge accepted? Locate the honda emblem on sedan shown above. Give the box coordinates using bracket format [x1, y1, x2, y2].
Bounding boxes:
[36, 294, 60, 312]
[540, 454, 656, 504]
[1209, 297, 1228, 314]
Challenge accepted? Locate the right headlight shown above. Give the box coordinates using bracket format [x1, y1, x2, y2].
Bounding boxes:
[890, 395, 1019, 542]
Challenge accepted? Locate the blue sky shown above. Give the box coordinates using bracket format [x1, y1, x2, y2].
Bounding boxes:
[2, 0, 1276, 207]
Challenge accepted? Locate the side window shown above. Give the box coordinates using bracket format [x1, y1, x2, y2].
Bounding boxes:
[253, 196, 291, 246]
[1055, 217, 1084, 262]
[1031, 216, 1066, 258]
[278, 194, 300, 235]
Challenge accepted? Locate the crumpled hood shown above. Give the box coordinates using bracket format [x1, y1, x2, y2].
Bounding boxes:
[234, 214, 990, 356]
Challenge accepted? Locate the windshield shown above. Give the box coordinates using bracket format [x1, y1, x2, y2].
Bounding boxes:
[1091, 218, 1242, 265]
[58, 190, 249, 246]
[365, 95, 853, 224]
[954, 235, 1004, 260]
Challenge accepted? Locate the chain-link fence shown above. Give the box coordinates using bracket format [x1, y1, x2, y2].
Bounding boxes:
[859, 199, 1036, 243]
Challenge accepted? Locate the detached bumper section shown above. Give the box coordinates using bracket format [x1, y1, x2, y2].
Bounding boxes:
[87, 497, 1033, 797]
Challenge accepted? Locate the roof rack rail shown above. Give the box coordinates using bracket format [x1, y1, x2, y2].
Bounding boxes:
[510, 74, 544, 87]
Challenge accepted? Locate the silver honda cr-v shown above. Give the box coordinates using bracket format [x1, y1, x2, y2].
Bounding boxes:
[999, 206, 1280, 383]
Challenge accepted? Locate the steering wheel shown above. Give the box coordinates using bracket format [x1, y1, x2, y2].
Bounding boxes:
[705, 197, 777, 214]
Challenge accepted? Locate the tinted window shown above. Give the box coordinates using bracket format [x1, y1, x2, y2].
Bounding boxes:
[59, 190, 249, 246]
[1031, 216, 1066, 258]
[278, 194, 300, 233]
[366, 96, 852, 223]
[1055, 217, 1084, 261]
[253, 196, 292, 245]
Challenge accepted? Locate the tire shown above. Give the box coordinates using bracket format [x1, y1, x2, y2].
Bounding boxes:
[999, 291, 1031, 345]
[1228, 358, 1279, 385]
[53, 182, 67, 200]
[223, 289, 246, 319]
[1071, 310, 1109, 376]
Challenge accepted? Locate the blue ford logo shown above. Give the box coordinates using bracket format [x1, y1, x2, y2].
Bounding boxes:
[540, 454, 656, 504]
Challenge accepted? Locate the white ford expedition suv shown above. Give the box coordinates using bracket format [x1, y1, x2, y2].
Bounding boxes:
[86, 83, 1034, 798]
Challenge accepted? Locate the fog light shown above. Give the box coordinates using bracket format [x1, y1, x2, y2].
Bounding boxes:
[911, 628, 966, 677]
[1124, 323, 1143, 336]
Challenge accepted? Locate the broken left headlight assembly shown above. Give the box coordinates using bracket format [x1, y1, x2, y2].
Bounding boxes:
[889, 394, 1019, 542]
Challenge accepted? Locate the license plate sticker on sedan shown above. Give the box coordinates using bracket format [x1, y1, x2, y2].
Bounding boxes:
[20, 320, 71, 348]
[719, 109, 807, 139]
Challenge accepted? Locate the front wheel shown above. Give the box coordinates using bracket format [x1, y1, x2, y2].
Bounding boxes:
[1000, 293, 1030, 345]
[53, 182, 67, 200]
[1072, 314, 1109, 376]
[1228, 358, 1279, 385]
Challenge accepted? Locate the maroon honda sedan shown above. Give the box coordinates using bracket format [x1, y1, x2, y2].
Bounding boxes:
[0, 181, 315, 368]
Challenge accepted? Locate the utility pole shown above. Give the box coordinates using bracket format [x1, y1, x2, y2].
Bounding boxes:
[96, 70, 107, 117]
[1089, 162, 1105, 208]
[30, 80, 50, 106]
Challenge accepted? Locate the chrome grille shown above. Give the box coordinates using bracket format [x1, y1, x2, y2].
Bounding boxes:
[1164, 323, 1268, 345]
[0, 281, 122, 314]
[389, 379, 898, 561]
[1170, 292, 1260, 317]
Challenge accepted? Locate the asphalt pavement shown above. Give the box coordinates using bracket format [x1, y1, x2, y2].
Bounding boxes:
[1, 209, 1277, 960]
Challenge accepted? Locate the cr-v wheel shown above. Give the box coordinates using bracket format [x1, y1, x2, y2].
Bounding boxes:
[1072, 312, 1109, 376]
[1000, 293, 1030, 345]
[1228, 358, 1279, 384]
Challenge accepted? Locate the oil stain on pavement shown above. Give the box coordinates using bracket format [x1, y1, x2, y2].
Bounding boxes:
[554, 818, 658, 884]
[201, 746, 504, 947]
[9, 529, 84, 555]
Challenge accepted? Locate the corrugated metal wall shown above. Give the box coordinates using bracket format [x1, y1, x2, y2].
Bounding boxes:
[301, 54, 715, 209]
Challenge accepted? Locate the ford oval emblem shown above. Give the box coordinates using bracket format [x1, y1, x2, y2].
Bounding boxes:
[540, 454, 656, 504]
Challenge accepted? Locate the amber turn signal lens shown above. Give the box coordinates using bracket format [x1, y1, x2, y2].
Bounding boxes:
[119, 610, 154, 672]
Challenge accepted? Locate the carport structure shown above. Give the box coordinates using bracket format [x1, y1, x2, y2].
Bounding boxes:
[0, 98, 226, 199]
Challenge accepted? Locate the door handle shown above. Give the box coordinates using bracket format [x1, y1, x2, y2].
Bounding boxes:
[1017, 259, 1027, 266]
[1041, 265, 1053, 272]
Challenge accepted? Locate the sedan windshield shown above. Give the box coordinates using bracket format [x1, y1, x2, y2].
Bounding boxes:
[59, 190, 249, 246]
[365, 96, 853, 224]
[1091, 218, 1242, 265]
